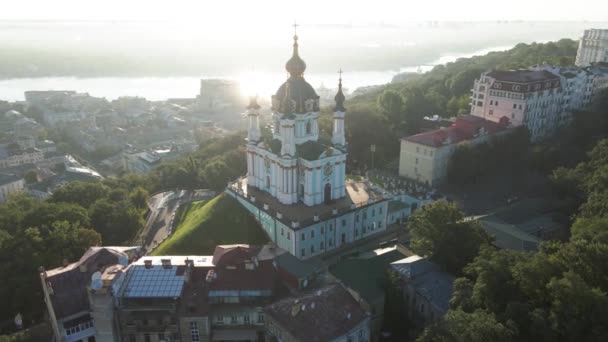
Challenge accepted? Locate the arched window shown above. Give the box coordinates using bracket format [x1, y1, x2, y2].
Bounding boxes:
[306, 120, 312, 134]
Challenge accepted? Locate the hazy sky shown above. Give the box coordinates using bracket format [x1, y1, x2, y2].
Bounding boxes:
[2, 0, 608, 23]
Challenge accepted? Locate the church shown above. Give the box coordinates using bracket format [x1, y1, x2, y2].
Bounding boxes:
[227, 30, 417, 261]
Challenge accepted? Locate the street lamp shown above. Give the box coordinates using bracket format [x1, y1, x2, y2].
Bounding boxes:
[370, 144, 376, 170]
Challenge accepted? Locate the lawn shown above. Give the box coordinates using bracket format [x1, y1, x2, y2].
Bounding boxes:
[151, 193, 269, 256]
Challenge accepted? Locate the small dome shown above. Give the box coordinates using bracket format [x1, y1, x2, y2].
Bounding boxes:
[285, 35, 307, 77]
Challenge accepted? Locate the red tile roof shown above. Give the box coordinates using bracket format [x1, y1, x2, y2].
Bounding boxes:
[401, 115, 509, 148]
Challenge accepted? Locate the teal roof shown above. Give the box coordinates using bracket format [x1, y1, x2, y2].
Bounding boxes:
[330, 249, 404, 303]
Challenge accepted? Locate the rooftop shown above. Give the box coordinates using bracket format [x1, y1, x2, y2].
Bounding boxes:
[231, 177, 386, 228]
[402, 115, 508, 148]
[43, 246, 140, 319]
[487, 69, 560, 83]
[390, 256, 454, 313]
[0, 173, 22, 186]
[264, 284, 368, 342]
[330, 248, 405, 303]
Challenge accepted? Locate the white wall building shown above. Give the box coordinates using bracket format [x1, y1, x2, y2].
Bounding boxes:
[0, 173, 25, 202]
[575, 29, 608, 67]
[470, 70, 563, 142]
[0, 146, 44, 168]
[399, 115, 511, 186]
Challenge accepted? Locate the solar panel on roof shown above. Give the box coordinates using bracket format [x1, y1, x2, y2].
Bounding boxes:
[122, 265, 185, 298]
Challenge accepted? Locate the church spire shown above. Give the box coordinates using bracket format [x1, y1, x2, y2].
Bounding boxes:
[285, 22, 306, 77]
[332, 69, 346, 148]
[334, 69, 346, 112]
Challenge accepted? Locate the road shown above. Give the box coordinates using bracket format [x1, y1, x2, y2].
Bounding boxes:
[135, 189, 216, 253]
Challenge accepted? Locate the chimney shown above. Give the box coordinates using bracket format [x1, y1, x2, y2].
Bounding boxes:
[161, 259, 172, 269]
[332, 208, 338, 215]
[144, 259, 153, 269]
[313, 213, 319, 222]
[276, 212, 283, 219]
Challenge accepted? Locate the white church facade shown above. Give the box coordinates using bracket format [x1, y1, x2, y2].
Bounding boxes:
[227, 31, 422, 260]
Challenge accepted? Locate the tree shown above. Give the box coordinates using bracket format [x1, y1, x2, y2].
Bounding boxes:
[407, 201, 490, 274]
[129, 186, 149, 209]
[377, 89, 403, 128]
[417, 310, 516, 342]
[24, 170, 38, 184]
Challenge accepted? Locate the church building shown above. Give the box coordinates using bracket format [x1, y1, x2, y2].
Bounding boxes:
[227, 30, 411, 260]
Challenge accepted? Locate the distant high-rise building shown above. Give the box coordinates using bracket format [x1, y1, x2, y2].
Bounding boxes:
[575, 29, 608, 67]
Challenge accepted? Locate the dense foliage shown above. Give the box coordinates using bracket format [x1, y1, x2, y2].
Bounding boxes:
[342, 39, 578, 170]
[149, 132, 246, 191]
[416, 115, 608, 341]
[408, 201, 491, 275]
[447, 127, 530, 187]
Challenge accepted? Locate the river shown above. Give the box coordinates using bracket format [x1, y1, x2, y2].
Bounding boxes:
[0, 45, 515, 102]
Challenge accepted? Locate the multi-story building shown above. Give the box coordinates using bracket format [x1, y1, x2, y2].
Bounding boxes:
[227, 32, 421, 260]
[41, 244, 342, 342]
[575, 29, 608, 67]
[0, 173, 25, 202]
[529, 64, 596, 117]
[399, 115, 512, 186]
[123, 147, 178, 174]
[470, 69, 562, 142]
[0, 145, 44, 168]
[390, 255, 454, 326]
[264, 284, 371, 342]
[39, 246, 140, 342]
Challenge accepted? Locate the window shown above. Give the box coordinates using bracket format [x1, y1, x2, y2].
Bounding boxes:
[342, 219, 347, 227]
[258, 313, 265, 323]
[320, 241, 324, 249]
[321, 226, 324, 234]
[158, 333, 165, 341]
[231, 315, 237, 324]
[495, 101, 499, 106]
[301, 248, 306, 257]
[415, 158, 418, 164]
[490, 100, 493, 105]
[355, 229, 359, 237]
[310, 245, 315, 254]
[372, 209, 375, 217]
[513, 103, 517, 109]
[329, 239, 333, 247]
[190, 322, 200, 342]
[489, 110, 494, 115]
[329, 224, 333, 231]
[129, 335, 136, 342]
[355, 214, 359, 222]
[311, 229, 315, 238]
[379, 207, 383, 214]
[301, 233, 305, 241]
[144, 333, 151, 342]
[306, 120, 312, 134]
[416, 147, 419, 153]
[216, 315, 224, 324]
[287, 232, 291, 240]
[281, 228, 284, 236]
[243, 315, 250, 325]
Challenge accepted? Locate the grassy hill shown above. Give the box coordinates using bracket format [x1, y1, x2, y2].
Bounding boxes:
[151, 193, 268, 255]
